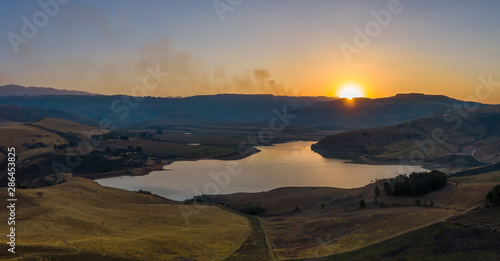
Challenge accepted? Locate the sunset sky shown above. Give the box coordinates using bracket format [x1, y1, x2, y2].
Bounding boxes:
[1, 0, 500, 103]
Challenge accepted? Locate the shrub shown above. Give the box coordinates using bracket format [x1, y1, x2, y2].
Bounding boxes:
[243, 202, 265, 215]
[359, 199, 366, 209]
[321, 203, 326, 209]
[485, 185, 500, 206]
[193, 194, 210, 203]
[379, 201, 386, 208]
[429, 200, 434, 208]
[295, 206, 301, 213]
[415, 199, 422, 206]
[374, 186, 380, 197]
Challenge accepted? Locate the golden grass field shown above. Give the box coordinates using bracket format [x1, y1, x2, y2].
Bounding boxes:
[453, 170, 500, 184]
[0, 177, 251, 260]
[213, 177, 499, 260]
[32, 118, 108, 136]
[0, 124, 67, 160]
[0, 118, 109, 164]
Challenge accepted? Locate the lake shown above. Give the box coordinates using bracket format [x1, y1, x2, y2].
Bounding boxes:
[96, 141, 425, 201]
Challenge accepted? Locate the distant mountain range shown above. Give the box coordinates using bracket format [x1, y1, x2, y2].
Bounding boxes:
[0, 84, 96, 96]
[0, 92, 334, 128]
[0, 86, 489, 132]
[290, 93, 486, 130]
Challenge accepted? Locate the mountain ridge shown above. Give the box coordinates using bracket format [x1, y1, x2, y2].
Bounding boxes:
[0, 84, 97, 96]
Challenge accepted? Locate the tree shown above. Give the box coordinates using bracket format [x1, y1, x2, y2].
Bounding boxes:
[385, 170, 448, 196]
[374, 186, 380, 197]
[243, 202, 265, 215]
[383, 182, 392, 195]
[485, 185, 500, 206]
[359, 199, 366, 209]
[37, 192, 44, 199]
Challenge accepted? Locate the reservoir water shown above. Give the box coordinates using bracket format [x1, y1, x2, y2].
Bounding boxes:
[96, 141, 425, 201]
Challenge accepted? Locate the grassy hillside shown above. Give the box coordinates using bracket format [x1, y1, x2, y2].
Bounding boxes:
[0, 105, 97, 126]
[0, 124, 67, 161]
[212, 177, 498, 259]
[0, 177, 251, 260]
[32, 118, 108, 136]
[312, 106, 500, 170]
[453, 169, 500, 183]
[309, 195, 500, 261]
[304, 219, 500, 260]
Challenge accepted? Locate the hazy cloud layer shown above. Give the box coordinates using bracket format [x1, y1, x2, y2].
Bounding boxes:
[135, 39, 294, 97]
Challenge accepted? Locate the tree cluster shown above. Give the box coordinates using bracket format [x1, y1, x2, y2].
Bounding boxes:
[243, 202, 265, 215]
[485, 185, 500, 206]
[383, 170, 447, 196]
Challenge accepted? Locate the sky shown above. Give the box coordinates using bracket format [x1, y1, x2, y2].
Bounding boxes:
[1, 0, 500, 103]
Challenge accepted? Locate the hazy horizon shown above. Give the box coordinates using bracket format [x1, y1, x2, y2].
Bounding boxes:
[1, 0, 500, 102]
[5, 84, 499, 106]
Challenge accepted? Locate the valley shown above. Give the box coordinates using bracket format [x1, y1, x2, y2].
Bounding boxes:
[1, 90, 500, 260]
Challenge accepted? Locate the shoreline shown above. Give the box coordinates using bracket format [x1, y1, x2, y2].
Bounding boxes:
[82, 147, 261, 180]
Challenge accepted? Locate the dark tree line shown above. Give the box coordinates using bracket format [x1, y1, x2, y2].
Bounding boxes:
[383, 170, 447, 196]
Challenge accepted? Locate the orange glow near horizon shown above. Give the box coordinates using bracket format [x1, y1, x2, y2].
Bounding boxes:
[336, 83, 365, 100]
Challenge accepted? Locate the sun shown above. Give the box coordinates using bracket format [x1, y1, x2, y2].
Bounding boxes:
[337, 84, 365, 100]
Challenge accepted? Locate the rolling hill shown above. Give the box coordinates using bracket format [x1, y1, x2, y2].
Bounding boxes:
[312, 106, 500, 171]
[0, 177, 250, 260]
[211, 176, 497, 259]
[291, 93, 487, 130]
[0, 105, 98, 126]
